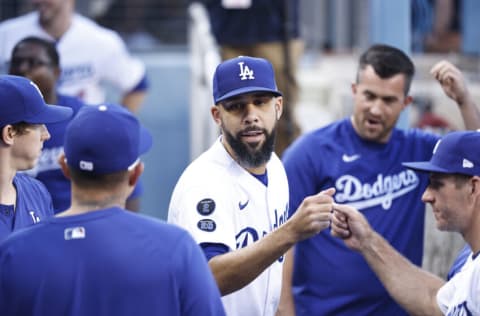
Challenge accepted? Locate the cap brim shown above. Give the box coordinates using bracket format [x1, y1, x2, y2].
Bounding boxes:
[139, 125, 153, 155]
[216, 87, 282, 103]
[25, 103, 73, 124]
[402, 161, 451, 173]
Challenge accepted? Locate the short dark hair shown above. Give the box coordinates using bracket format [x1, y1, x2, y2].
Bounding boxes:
[68, 167, 130, 190]
[453, 173, 474, 188]
[5, 122, 37, 136]
[357, 44, 415, 95]
[1, 122, 38, 144]
[11, 36, 60, 67]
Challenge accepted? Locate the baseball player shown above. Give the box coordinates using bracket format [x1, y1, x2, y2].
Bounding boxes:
[0, 75, 73, 241]
[168, 56, 334, 316]
[0, 0, 147, 113]
[278, 45, 480, 316]
[9, 36, 85, 213]
[0, 104, 226, 316]
[331, 130, 480, 316]
[204, 0, 305, 156]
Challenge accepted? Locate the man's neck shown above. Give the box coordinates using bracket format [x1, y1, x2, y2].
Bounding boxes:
[466, 205, 480, 254]
[0, 168, 17, 207]
[57, 190, 126, 217]
[40, 11, 73, 40]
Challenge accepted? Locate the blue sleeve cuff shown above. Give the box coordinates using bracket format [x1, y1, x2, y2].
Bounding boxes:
[130, 74, 149, 92]
[200, 242, 229, 261]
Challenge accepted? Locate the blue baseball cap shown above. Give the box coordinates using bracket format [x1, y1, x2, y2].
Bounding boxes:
[403, 131, 480, 176]
[0, 75, 73, 127]
[212, 56, 282, 104]
[64, 104, 153, 174]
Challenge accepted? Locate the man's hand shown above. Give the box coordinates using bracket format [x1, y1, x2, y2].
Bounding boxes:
[430, 60, 469, 106]
[330, 203, 374, 252]
[286, 188, 335, 242]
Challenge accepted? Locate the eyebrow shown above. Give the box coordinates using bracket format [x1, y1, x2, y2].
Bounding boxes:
[363, 89, 399, 102]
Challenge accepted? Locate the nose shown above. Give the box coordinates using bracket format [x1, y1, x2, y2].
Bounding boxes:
[421, 187, 433, 204]
[369, 99, 383, 116]
[41, 125, 51, 141]
[243, 102, 259, 124]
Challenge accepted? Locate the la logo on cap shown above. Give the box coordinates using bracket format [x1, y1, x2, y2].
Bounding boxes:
[238, 61, 255, 80]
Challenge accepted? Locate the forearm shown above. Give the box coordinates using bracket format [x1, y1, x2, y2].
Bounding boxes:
[361, 231, 445, 316]
[209, 224, 297, 296]
[458, 96, 480, 130]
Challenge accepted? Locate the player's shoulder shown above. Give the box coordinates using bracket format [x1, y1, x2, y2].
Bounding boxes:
[301, 119, 346, 144]
[14, 172, 48, 192]
[172, 141, 238, 201]
[267, 151, 286, 172]
[0, 219, 49, 254]
[0, 12, 37, 31]
[392, 126, 440, 147]
[399, 126, 439, 139]
[175, 158, 227, 194]
[57, 94, 86, 114]
[182, 141, 232, 179]
[72, 14, 124, 44]
[284, 119, 346, 159]
[120, 211, 196, 244]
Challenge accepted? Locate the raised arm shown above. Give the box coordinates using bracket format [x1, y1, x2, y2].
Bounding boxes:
[331, 203, 445, 316]
[430, 60, 480, 130]
[210, 188, 335, 295]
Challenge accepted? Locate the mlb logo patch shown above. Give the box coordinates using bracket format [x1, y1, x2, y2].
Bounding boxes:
[64, 226, 86, 240]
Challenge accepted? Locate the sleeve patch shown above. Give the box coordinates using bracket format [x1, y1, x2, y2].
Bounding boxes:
[197, 219, 216, 232]
[196, 198, 216, 216]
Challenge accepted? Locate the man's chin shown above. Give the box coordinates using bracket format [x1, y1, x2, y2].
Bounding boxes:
[359, 129, 385, 142]
[244, 141, 262, 151]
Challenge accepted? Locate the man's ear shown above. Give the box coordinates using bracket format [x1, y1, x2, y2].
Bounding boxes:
[351, 82, 357, 94]
[211, 105, 221, 126]
[275, 97, 283, 120]
[1, 125, 15, 146]
[471, 176, 480, 195]
[58, 153, 71, 180]
[404, 95, 413, 107]
[128, 162, 144, 187]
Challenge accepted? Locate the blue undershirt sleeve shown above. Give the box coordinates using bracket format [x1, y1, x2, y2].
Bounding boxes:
[200, 242, 229, 261]
[129, 74, 148, 93]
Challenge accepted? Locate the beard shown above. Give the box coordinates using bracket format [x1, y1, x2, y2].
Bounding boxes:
[223, 125, 276, 169]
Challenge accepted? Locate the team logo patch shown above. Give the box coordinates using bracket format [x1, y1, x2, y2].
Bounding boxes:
[197, 219, 216, 232]
[238, 61, 255, 80]
[196, 198, 216, 216]
[64, 226, 86, 240]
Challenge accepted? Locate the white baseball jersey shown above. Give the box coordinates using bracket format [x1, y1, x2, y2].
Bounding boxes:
[0, 12, 145, 105]
[437, 252, 480, 315]
[168, 137, 289, 316]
